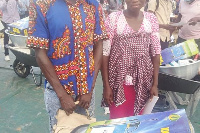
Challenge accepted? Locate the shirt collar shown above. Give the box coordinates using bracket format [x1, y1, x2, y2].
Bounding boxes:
[65, 0, 85, 6]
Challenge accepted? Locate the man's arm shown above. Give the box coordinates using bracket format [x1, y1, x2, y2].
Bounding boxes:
[147, 12, 177, 32]
[35, 49, 76, 115]
[188, 17, 200, 26]
[78, 40, 103, 109]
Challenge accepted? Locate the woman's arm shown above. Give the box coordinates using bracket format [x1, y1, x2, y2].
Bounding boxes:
[151, 54, 160, 87]
[150, 54, 160, 99]
[101, 12, 116, 106]
[149, 13, 161, 99]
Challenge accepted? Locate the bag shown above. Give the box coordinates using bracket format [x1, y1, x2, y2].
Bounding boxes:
[53, 107, 96, 133]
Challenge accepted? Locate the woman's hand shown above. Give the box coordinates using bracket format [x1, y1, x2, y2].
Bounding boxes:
[103, 86, 113, 106]
[150, 85, 158, 100]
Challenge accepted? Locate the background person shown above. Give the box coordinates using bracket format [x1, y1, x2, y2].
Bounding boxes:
[147, 0, 177, 50]
[175, 0, 200, 49]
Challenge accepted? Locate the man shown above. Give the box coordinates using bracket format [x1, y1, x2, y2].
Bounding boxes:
[147, 0, 177, 50]
[0, 0, 21, 61]
[175, 0, 200, 49]
[27, 0, 108, 132]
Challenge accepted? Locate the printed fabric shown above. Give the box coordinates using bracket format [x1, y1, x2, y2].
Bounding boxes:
[27, 0, 108, 96]
[103, 11, 161, 115]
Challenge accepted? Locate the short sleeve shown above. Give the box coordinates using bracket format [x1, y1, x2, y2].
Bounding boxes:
[27, 0, 49, 49]
[93, 3, 108, 42]
[103, 12, 116, 56]
[147, 0, 157, 12]
[149, 13, 161, 56]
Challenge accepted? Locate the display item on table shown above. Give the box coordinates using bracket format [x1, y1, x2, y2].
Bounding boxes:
[160, 39, 199, 65]
[7, 17, 29, 36]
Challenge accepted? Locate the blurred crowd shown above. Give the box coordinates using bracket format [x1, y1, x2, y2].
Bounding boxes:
[100, 0, 200, 48]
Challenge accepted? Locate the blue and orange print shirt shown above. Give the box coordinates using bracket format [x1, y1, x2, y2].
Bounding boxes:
[27, 0, 108, 96]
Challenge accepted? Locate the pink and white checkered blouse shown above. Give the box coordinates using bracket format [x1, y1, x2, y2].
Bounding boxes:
[103, 11, 161, 85]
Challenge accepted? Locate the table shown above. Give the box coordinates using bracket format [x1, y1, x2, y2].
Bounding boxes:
[158, 73, 200, 118]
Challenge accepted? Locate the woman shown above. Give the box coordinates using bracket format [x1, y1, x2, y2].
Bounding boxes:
[102, 0, 161, 119]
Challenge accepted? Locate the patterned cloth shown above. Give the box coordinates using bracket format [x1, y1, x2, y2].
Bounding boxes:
[103, 11, 161, 85]
[97, 0, 109, 18]
[103, 11, 161, 115]
[27, 0, 108, 96]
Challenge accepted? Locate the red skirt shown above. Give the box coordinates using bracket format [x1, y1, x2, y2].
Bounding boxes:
[109, 84, 143, 119]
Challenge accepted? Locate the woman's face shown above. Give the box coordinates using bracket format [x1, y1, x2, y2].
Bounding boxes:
[125, 0, 145, 11]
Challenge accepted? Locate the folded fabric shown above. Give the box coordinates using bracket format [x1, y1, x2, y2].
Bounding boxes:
[53, 109, 96, 133]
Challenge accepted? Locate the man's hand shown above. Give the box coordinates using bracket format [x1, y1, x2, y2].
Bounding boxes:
[149, 85, 158, 100]
[78, 92, 92, 109]
[165, 24, 177, 31]
[160, 24, 179, 34]
[188, 17, 200, 26]
[59, 93, 76, 115]
[103, 86, 113, 106]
